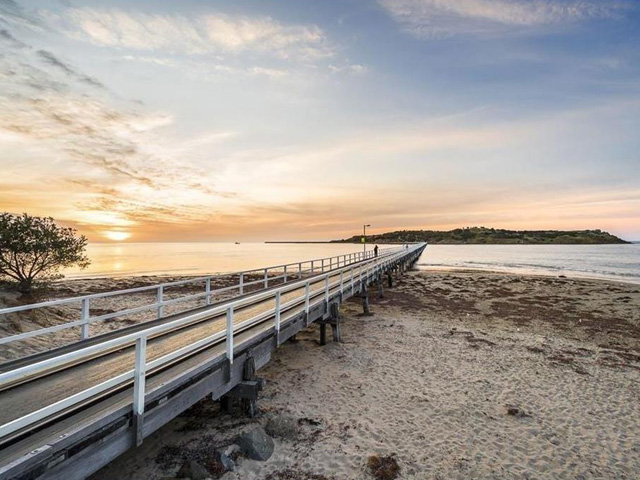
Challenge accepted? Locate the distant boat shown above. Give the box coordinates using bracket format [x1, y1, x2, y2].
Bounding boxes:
[235, 242, 241, 244]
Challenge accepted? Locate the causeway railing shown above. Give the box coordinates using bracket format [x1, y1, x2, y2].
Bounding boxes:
[0, 243, 425, 442]
[0, 247, 402, 348]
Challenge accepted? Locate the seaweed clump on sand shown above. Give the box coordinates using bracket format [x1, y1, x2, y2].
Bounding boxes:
[264, 469, 333, 480]
[367, 454, 400, 480]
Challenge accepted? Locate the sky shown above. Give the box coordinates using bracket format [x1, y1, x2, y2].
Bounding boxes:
[1, 0, 639, 242]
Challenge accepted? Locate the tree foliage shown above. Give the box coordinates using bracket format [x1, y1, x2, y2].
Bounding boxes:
[333, 227, 629, 245]
[0, 213, 90, 293]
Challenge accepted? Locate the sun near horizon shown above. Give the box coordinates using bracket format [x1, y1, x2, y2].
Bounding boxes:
[102, 231, 132, 242]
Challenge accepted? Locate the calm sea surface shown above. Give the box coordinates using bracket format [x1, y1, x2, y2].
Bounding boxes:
[416, 244, 640, 284]
[62, 243, 371, 279]
[62, 243, 640, 284]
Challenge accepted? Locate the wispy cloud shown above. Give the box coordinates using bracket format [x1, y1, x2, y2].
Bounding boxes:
[49, 8, 334, 61]
[0, 0, 43, 30]
[328, 63, 368, 75]
[0, 2, 370, 241]
[2, 1, 637, 241]
[0, 14, 241, 234]
[379, 0, 627, 37]
[36, 50, 105, 89]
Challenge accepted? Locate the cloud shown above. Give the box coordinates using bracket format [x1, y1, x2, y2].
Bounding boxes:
[328, 63, 368, 75]
[50, 8, 334, 61]
[0, 17, 241, 233]
[36, 50, 105, 89]
[0, 0, 43, 30]
[122, 54, 178, 68]
[0, 27, 25, 47]
[379, 0, 627, 37]
[249, 66, 289, 78]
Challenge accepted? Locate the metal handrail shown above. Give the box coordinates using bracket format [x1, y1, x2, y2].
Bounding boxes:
[0, 247, 403, 347]
[0, 244, 425, 440]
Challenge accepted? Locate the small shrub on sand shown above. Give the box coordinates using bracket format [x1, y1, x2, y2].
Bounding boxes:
[367, 454, 400, 480]
[0, 213, 90, 294]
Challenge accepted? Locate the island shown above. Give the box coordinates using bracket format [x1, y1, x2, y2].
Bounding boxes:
[331, 227, 629, 244]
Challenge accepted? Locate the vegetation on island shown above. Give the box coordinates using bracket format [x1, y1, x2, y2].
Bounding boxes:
[0, 213, 90, 293]
[333, 227, 629, 245]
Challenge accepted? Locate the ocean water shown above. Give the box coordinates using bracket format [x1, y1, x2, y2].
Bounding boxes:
[416, 244, 640, 284]
[61, 242, 373, 279]
[61, 242, 640, 284]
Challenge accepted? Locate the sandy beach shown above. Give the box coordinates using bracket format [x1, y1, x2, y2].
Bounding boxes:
[81, 270, 640, 480]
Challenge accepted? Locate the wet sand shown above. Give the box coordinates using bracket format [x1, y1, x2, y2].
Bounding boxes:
[88, 270, 640, 480]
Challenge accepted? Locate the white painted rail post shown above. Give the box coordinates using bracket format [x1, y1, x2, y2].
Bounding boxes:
[239, 273, 244, 295]
[283, 265, 288, 282]
[298, 262, 302, 278]
[311, 260, 314, 273]
[340, 270, 344, 295]
[81, 298, 90, 340]
[275, 291, 281, 345]
[264, 268, 268, 288]
[133, 335, 147, 446]
[351, 267, 355, 295]
[205, 277, 211, 305]
[321, 258, 325, 272]
[305, 281, 310, 323]
[157, 286, 164, 319]
[226, 306, 234, 364]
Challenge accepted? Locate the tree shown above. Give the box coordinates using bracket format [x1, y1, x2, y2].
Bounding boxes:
[0, 213, 90, 293]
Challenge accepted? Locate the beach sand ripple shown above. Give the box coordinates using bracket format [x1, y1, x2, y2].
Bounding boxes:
[87, 271, 640, 479]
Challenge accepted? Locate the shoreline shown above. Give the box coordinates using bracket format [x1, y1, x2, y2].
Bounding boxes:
[416, 265, 640, 286]
[87, 269, 640, 480]
[42, 243, 638, 285]
[53, 265, 640, 289]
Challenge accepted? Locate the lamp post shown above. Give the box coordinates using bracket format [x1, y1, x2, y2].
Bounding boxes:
[363, 224, 371, 254]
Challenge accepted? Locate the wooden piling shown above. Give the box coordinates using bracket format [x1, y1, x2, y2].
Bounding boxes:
[330, 302, 341, 342]
[241, 357, 257, 417]
[361, 285, 372, 316]
[221, 357, 260, 417]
